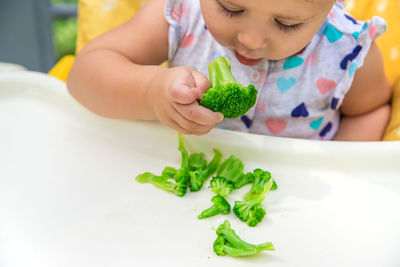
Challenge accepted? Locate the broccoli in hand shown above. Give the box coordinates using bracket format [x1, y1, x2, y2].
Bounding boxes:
[209, 176, 235, 197]
[213, 220, 275, 256]
[199, 57, 258, 118]
[198, 195, 231, 219]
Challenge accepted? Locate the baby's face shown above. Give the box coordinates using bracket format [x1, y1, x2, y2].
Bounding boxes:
[200, 0, 335, 65]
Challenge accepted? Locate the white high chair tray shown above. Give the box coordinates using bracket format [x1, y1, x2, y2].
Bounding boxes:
[0, 72, 399, 267]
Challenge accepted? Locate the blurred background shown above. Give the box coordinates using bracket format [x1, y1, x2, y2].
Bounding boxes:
[0, 0, 78, 72]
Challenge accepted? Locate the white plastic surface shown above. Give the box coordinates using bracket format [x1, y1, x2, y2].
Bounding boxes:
[0, 72, 399, 267]
[0, 62, 27, 73]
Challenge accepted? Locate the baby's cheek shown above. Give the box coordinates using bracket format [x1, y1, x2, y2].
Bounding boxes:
[206, 23, 236, 48]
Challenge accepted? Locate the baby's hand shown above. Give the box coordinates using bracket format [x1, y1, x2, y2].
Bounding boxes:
[151, 66, 223, 135]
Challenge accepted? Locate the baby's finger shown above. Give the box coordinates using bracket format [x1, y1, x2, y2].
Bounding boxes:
[190, 69, 211, 96]
[168, 81, 200, 105]
[174, 102, 224, 126]
[166, 109, 216, 135]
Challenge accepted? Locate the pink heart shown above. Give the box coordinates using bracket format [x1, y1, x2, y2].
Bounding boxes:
[265, 119, 286, 135]
[329, 11, 336, 18]
[369, 26, 377, 39]
[316, 78, 336, 95]
[180, 33, 195, 48]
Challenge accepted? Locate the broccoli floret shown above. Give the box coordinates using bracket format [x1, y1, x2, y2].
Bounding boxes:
[188, 153, 207, 171]
[243, 168, 273, 201]
[234, 175, 273, 226]
[136, 171, 188, 197]
[209, 176, 235, 197]
[197, 195, 231, 219]
[178, 133, 222, 192]
[233, 197, 266, 227]
[188, 148, 222, 192]
[213, 220, 275, 256]
[136, 133, 190, 197]
[235, 172, 255, 189]
[199, 57, 258, 119]
[217, 155, 245, 187]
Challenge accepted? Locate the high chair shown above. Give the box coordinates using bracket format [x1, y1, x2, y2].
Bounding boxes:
[48, 0, 400, 140]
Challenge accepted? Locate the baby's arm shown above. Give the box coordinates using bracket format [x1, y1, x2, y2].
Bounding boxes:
[334, 42, 392, 141]
[67, 0, 222, 135]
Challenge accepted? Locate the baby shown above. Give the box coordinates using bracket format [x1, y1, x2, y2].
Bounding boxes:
[67, 0, 392, 141]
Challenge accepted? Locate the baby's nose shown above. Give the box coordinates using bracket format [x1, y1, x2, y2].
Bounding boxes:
[237, 30, 269, 50]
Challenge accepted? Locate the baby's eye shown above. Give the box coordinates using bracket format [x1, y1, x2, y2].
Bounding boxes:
[217, 2, 244, 18]
[274, 19, 302, 33]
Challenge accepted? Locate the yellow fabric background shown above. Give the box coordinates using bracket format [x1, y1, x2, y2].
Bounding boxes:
[76, 0, 148, 52]
[345, 0, 400, 140]
[74, 0, 400, 140]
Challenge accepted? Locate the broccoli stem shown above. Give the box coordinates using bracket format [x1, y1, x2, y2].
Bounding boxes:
[218, 221, 264, 251]
[197, 206, 222, 219]
[221, 244, 274, 257]
[136, 172, 177, 193]
[208, 57, 236, 87]
[205, 149, 222, 177]
[178, 132, 189, 170]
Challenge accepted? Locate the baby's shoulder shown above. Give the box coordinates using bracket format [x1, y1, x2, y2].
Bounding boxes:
[324, 3, 386, 42]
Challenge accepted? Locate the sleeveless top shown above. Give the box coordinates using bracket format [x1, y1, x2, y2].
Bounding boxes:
[164, 0, 386, 140]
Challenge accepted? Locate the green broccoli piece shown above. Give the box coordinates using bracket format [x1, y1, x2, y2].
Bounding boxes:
[188, 153, 207, 171]
[136, 171, 188, 197]
[135, 133, 190, 197]
[233, 176, 273, 226]
[177, 132, 190, 170]
[235, 172, 255, 189]
[199, 57, 258, 118]
[188, 148, 222, 192]
[233, 198, 267, 227]
[197, 195, 231, 219]
[217, 155, 245, 187]
[243, 168, 273, 201]
[161, 166, 177, 179]
[209, 176, 235, 197]
[213, 220, 275, 256]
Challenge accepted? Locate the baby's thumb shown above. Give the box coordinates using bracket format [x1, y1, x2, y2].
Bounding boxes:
[190, 69, 211, 97]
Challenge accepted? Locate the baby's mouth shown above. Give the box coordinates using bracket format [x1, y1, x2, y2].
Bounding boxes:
[234, 51, 263, 66]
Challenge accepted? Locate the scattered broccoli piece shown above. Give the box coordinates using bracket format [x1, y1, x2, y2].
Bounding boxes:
[209, 176, 235, 197]
[233, 197, 267, 227]
[213, 220, 275, 256]
[235, 172, 255, 189]
[271, 180, 278, 191]
[177, 132, 190, 170]
[161, 166, 177, 179]
[233, 176, 273, 226]
[188, 153, 207, 171]
[243, 168, 273, 201]
[136, 171, 188, 197]
[217, 155, 245, 187]
[199, 57, 258, 119]
[136, 133, 190, 197]
[198, 195, 231, 219]
[188, 148, 223, 192]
